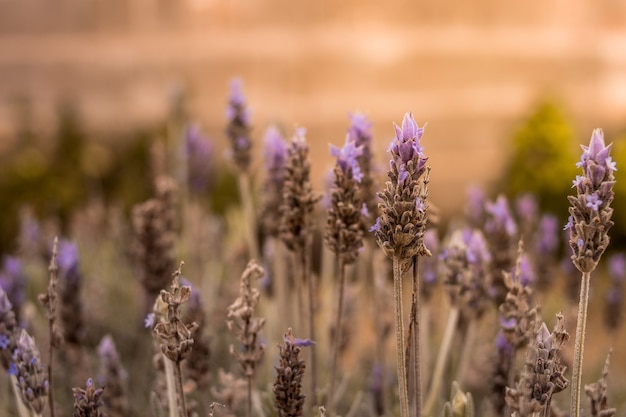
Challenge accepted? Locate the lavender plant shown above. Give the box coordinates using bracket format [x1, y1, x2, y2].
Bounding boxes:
[274, 328, 314, 417]
[10, 329, 49, 417]
[565, 129, 616, 417]
[57, 239, 84, 346]
[72, 378, 106, 417]
[324, 133, 365, 415]
[97, 335, 129, 417]
[371, 112, 429, 417]
[226, 260, 266, 417]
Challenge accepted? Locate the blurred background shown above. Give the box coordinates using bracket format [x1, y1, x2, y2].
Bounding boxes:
[2, 0, 626, 249]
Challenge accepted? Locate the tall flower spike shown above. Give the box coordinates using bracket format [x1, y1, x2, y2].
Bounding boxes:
[371, 112, 430, 270]
[226, 78, 253, 171]
[568, 129, 616, 417]
[568, 128, 616, 273]
[325, 135, 365, 264]
[274, 328, 309, 417]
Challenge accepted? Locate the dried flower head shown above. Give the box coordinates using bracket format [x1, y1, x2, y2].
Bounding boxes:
[274, 328, 309, 417]
[370, 112, 430, 272]
[566, 128, 616, 273]
[226, 78, 253, 171]
[325, 135, 365, 264]
[227, 260, 266, 378]
[584, 351, 616, 417]
[10, 329, 49, 415]
[279, 128, 320, 252]
[152, 263, 199, 363]
[73, 378, 106, 417]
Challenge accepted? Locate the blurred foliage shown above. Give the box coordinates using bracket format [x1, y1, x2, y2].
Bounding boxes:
[0, 102, 155, 253]
[500, 100, 578, 221]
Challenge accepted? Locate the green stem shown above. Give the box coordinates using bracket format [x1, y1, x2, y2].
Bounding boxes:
[238, 172, 260, 262]
[392, 257, 410, 417]
[328, 260, 346, 416]
[423, 306, 459, 416]
[570, 271, 591, 417]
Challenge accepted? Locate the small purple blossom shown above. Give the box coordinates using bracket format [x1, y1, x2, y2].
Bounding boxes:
[465, 229, 491, 266]
[518, 254, 535, 287]
[577, 128, 616, 186]
[415, 197, 425, 213]
[330, 136, 364, 182]
[496, 331, 513, 355]
[564, 215, 574, 231]
[388, 113, 427, 169]
[360, 203, 370, 218]
[144, 313, 155, 329]
[585, 193, 603, 211]
[499, 316, 517, 330]
[8, 361, 17, 375]
[57, 240, 79, 274]
[369, 217, 381, 233]
[348, 112, 373, 146]
[0, 333, 9, 349]
[290, 337, 315, 347]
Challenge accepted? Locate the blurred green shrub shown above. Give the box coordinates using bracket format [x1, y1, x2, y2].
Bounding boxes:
[500, 100, 578, 220]
[0, 103, 154, 253]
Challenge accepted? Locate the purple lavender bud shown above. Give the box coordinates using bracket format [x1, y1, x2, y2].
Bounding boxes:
[585, 193, 603, 211]
[144, 313, 155, 329]
[226, 78, 250, 125]
[347, 112, 373, 146]
[0, 256, 26, 313]
[515, 193, 538, 226]
[57, 240, 80, 282]
[360, 203, 370, 218]
[185, 124, 213, 193]
[608, 253, 626, 283]
[389, 113, 426, 169]
[499, 316, 517, 330]
[330, 135, 364, 182]
[536, 214, 559, 253]
[263, 126, 287, 183]
[369, 217, 381, 233]
[485, 195, 518, 237]
[465, 229, 491, 266]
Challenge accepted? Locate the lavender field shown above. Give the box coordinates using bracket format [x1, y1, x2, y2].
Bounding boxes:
[1, 2, 626, 417]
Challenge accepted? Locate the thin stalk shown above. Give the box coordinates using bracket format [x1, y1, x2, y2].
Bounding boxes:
[455, 320, 477, 384]
[408, 256, 422, 417]
[46, 239, 58, 417]
[423, 306, 460, 416]
[163, 355, 178, 417]
[304, 234, 318, 405]
[9, 375, 31, 417]
[238, 172, 260, 262]
[247, 375, 252, 417]
[173, 361, 188, 417]
[392, 257, 409, 417]
[328, 260, 347, 416]
[570, 271, 591, 417]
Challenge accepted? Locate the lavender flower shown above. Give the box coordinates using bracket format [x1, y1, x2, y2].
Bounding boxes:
[225, 78, 252, 171]
[274, 329, 308, 417]
[347, 112, 377, 227]
[371, 112, 430, 268]
[185, 123, 213, 193]
[568, 128, 616, 273]
[97, 335, 129, 417]
[11, 329, 49, 415]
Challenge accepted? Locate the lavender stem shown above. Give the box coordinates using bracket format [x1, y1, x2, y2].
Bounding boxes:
[570, 271, 591, 417]
[392, 257, 409, 417]
[328, 260, 346, 415]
